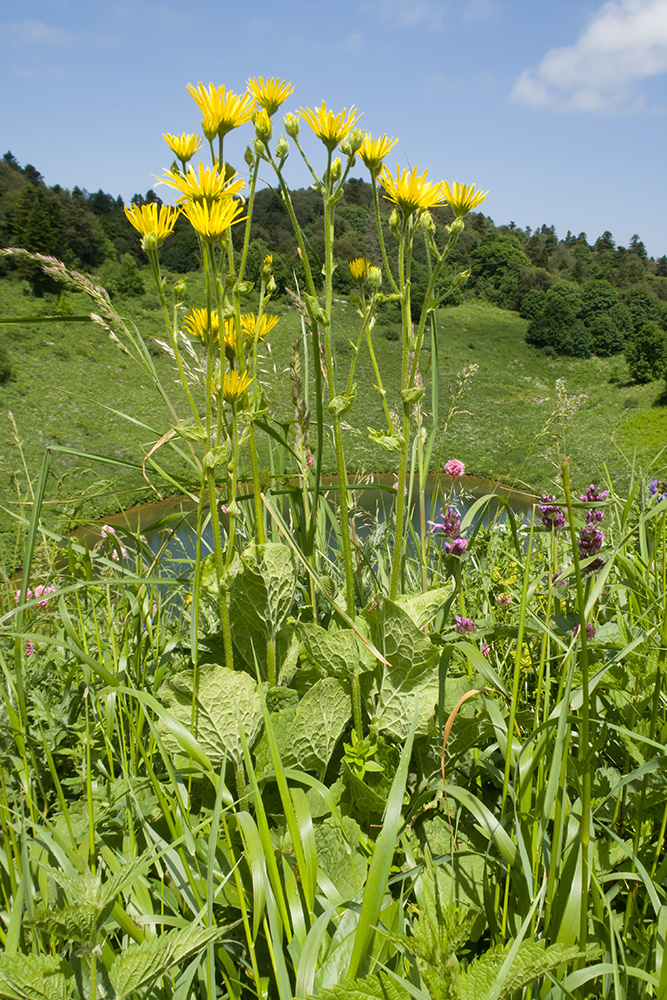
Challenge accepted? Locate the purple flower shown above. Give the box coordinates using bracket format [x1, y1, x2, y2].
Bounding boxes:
[428, 507, 461, 538]
[649, 478, 667, 503]
[455, 616, 477, 634]
[481, 643, 490, 657]
[497, 593, 511, 606]
[34, 584, 56, 608]
[25, 641, 35, 656]
[551, 572, 566, 588]
[580, 484, 608, 504]
[585, 508, 605, 525]
[445, 537, 468, 556]
[578, 525, 604, 557]
[538, 494, 566, 531]
[573, 622, 596, 640]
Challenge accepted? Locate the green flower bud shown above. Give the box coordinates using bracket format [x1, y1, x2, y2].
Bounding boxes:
[420, 211, 436, 234]
[244, 145, 255, 167]
[448, 216, 465, 237]
[253, 108, 272, 142]
[267, 275, 277, 294]
[331, 157, 342, 181]
[452, 268, 470, 288]
[389, 209, 400, 234]
[348, 128, 364, 154]
[275, 134, 289, 159]
[174, 277, 187, 300]
[254, 137, 266, 156]
[284, 112, 300, 138]
[141, 231, 159, 253]
[367, 266, 382, 289]
[260, 254, 273, 283]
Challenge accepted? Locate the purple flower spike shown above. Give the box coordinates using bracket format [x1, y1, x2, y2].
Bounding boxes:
[455, 616, 477, 634]
[538, 494, 566, 531]
[649, 478, 667, 503]
[580, 484, 608, 504]
[445, 537, 468, 556]
[573, 622, 596, 640]
[429, 507, 461, 537]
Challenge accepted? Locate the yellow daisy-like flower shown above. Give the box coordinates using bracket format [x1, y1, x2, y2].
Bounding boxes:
[187, 82, 255, 139]
[182, 198, 245, 241]
[349, 257, 371, 283]
[163, 132, 202, 163]
[247, 76, 294, 116]
[240, 313, 279, 343]
[124, 202, 180, 247]
[379, 165, 445, 216]
[358, 133, 398, 176]
[222, 318, 238, 360]
[222, 369, 253, 403]
[183, 308, 219, 343]
[441, 181, 488, 218]
[161, 163, 245, 206]
[299, 102, 361, 152]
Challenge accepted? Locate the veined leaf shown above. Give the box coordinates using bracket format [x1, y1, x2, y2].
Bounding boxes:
[109, 925, 221, 999]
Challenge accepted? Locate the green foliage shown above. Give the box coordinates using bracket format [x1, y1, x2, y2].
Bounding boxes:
[625, 321, 667, 383]
[97, 252, 145, 298]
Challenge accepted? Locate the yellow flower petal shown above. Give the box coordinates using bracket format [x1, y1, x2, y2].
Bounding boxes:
[378, 165, 445, 216]
[299, 102, 361, 151]
[247, 76, 294, 116]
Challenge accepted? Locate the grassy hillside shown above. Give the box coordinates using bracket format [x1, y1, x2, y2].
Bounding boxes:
[1, 272, 666, 565]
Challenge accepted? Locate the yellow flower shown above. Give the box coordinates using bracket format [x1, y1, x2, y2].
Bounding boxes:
[349, 257, 371, 283]
[358, 133, 398, 176]
[247, 77, 294, 116]
[222, 318, 238, 360]
[161, 163, 245, 206]
[123, 202, 180, 247]
[163, 132, 202, 163]
[379, 165, 445, 216]
[222, 369, 253, 403]
[182, 198, 245, 240]
[441, 181, 488, 218]
[186, 82, 254, 138]
[299, 102, 361, 151]
[183, 308, 219, 343]
[240, 313, 279, 343]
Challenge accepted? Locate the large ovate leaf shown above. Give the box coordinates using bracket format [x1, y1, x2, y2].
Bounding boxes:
[0, 955, 73, 1000]
[300, 623, 374, 680]
[109, 925, 221, 999]
[395, 584, 454, 631]
[456, 941, 582, 1000]
[283, 677, 351, 772]
[229, 541, 296, 637]
[159, 663, 262, 765]
[364, 596, 440, 739]
[314, 815, 368, 901]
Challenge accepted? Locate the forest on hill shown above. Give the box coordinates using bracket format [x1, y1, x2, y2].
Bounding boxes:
[2, 149, 667, 385]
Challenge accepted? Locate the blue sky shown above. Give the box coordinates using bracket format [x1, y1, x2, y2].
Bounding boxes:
[2, 0, 667, 255]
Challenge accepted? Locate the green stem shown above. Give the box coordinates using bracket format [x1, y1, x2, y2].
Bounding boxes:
[207, 466, 234, 670]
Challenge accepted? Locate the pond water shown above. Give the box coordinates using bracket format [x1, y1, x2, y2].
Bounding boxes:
[90, 474, 537, 577]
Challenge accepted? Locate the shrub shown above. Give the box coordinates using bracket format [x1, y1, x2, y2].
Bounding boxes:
[625, 322, 667, 384]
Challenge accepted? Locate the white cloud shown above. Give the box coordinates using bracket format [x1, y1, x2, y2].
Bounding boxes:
[510, 0, 667, 112]
[0, 19, 72, 47]
[359, 0, 445, 31]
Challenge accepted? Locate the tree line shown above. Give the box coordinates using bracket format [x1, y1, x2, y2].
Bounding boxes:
[2, 150, 667, 383]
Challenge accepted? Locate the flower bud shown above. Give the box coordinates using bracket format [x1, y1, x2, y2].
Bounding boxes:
[367, 266, 382, 289]
[448, 216, 465, 237]
[261, 254, 273, 283]
[244, 145, 255, 167]
[284, 112, 300, 138]
[141, 231, 160, 253]
[331, 157, 342, 182]
[275, 134, 289, 160]
[420, 211, 436, 234]
[389, 209, 400, 234]
[254, 108, 272, 142]
[348, 128, 365, 154]
[174, 277, 187, 300]
[452, 268, 470, 288]
[254, 138, 267, 156]
[267, 275, 277, 294]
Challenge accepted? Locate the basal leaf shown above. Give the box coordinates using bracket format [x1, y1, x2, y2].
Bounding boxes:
[160, 663, 262, 766]
[301, 623, 374, 680]
[283, 678, 351, 772]
[364, 596, 440, 739]
[395, 584, 454, 631]
[229, 542, 296, 668]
